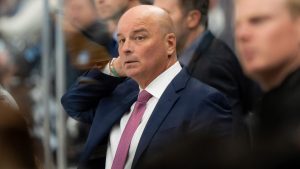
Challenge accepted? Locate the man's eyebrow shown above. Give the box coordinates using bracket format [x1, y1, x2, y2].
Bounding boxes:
[132, 28, 148, 34]
[117, 33, 122, 38]
[117, 28, 149, 37]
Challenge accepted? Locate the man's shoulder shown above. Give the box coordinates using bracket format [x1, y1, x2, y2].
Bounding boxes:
[179, 73, 231, 112]
[188, 75, 225, 96]
[176, 69, 227, 100]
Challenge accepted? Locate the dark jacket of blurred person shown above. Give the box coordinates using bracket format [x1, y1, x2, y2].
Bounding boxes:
[252, 69, 300, 169]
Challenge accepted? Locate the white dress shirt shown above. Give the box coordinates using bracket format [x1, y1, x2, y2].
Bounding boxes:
[105, 62, 182, 169]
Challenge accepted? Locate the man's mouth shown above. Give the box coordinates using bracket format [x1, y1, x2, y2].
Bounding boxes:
[124, 60, 138, 64]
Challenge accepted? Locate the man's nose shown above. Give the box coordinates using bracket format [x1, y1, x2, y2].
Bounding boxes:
[120, 40, 133, 55]
[235, 23, 252, 43]
[97, 0, 104, 4]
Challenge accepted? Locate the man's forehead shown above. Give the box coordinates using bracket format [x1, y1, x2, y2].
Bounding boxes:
[118, 17, 155, 35]
[235, 0, 286, 18]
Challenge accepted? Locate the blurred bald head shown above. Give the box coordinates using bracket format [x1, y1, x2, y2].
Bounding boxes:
[234, 0, 300, 90]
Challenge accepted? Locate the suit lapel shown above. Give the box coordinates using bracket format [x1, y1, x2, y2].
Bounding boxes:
[81, 90, 138, 162]
[132, 68, 190, 167]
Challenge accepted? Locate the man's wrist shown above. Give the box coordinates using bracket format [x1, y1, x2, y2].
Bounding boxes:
[109, 58, 120, 77]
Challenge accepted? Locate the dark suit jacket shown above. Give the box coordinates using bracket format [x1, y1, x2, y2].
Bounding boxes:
[61, 67, 232, 169]
[256, 69, 300, 138]
[187, 31, 261, 141]
[251, 69, 300, 169]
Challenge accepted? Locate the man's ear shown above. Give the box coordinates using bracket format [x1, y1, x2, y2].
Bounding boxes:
[165, 33, 176, 56]
[186, 10, 202, 28]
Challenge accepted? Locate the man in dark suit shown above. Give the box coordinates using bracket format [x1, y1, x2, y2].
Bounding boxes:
[235, 0, 300, 168]
[61, 5, 232, 169]
[154, 0, 261, 145]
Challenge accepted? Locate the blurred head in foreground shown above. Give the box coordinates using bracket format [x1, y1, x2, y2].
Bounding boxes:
[0, 102, 38, 169]
[234, 0, 300, 91]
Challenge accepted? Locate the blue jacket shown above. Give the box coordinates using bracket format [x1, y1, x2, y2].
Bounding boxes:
[61, 68, 232, 169]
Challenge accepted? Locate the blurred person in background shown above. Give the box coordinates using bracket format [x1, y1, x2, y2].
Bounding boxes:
[64, 0, 115, 62]
[0, 0, 20, 16]
[154, 0, 261, 147]
[0, 0, 57, 60]
[63, 0, 111, 85]
[94, 0, 153, 34]
[235, 0, 300, 168]
[64, 0, 153, 62]
[81, 0, 153, 58]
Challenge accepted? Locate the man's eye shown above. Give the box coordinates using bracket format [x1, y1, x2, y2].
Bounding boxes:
[134, 35, 145, 41]
[118, 39, 125, 44]
[250, 16, 270, 25]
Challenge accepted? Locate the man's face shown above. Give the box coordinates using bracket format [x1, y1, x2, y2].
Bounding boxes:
[94, 0, 129, 21]
[117, 13, 174, 85]
[154, 0, 188, 51]
[235, 0, 300, 79]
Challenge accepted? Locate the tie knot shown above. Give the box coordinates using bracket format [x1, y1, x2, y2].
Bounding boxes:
[137, 90, 152, 103]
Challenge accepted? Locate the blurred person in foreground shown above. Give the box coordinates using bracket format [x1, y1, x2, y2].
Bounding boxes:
[0, 102, 39, 169]
[154, 0, 261, 146]
[235, 0, 300, 168]
[62, 5, 232, 169]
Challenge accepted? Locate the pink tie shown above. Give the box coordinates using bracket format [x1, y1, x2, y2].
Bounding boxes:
[111, 90, 152, 169]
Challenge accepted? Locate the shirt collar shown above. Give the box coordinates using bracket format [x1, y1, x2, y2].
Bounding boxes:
[140, 62, 182, 99]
